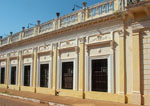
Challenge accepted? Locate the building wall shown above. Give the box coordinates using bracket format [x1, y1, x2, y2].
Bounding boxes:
[0, 0, 150, 105]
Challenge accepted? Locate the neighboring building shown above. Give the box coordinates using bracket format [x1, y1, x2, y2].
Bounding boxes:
[0, 0, 150, 105]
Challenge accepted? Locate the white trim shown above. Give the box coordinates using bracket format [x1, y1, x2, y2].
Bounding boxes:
[57, 51, 61, 89]
[87, 54, 114, 93]
[38, 61, 51, 88]
[22, 64, 32, 86]
[74, 56, 78, 90]
[9, 65, 18, 85]
[0, 67, 5, 84]
[58, 59, 76, 90]
[85, 45, 89, 91]
[37, 57, 40, 87]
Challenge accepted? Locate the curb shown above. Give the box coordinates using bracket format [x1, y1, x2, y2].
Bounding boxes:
[0, 93, 69, 106]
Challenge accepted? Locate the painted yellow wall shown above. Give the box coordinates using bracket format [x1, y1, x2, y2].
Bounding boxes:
[52, 43, 58, 95]
[8, 85, 19, 90]
[0, 84, 7, 88]
[21, 86, 34, 92]
[57, 89, 83, 98]
[85, 91, 125, 103]
[36, 87, 53, 94]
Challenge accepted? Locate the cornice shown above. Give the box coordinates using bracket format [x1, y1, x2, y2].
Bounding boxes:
[0, 13, 122, 51]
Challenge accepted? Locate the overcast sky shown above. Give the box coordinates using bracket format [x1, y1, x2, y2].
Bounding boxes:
[0, 0, 104, 37]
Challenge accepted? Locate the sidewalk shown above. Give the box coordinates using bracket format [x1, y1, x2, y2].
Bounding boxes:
[0, 88, 139, 106]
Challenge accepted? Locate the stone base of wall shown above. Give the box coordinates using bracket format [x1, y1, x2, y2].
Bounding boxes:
[143, 95, 150, 105]
[20, 86, 35, 92]
[85, 91, 126, 103]
[8, 85, 19, 90]
[57, 89, 83, 98]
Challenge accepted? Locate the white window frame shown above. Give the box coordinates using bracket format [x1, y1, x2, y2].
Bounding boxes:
[58, 58, 77, 90]
[22, 63, 32, 86]
[9, 65, 18, 85]
[37, 61, 51, 88]
[86, 54, 114, 93]
[0, 66, 6, 84]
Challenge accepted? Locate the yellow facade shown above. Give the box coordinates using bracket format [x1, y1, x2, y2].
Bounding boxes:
[0, 0, 150, 105]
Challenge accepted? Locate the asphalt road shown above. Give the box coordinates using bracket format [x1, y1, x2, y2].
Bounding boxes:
[0, 95, 49, 106]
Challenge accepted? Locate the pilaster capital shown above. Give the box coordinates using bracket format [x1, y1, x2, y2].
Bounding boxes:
[33, 47, 38, 52]
[132, 91, 141, 94]
[110, 41, 114, 49]
[7, 53, 10, 57]
[132, 32, 139, 36]
[75, 46, 79, 54]
[52, 43, 58, 49]
[79, 37, 86, 44]
[57, 50, 61, 58]
[18, 51, 22, 54]
[118, 30, 124, 37]
[85, 45, 88, 52]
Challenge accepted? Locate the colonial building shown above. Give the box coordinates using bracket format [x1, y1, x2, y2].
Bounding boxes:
[0, 0, 150, 105]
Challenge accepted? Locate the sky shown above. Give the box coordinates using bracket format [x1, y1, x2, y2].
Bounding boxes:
[0, 0, 104, 37]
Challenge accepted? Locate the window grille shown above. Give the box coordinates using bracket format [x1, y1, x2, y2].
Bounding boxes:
[40, 64, 49, 87]
[11, 66, 16, 85]
[0, 67, 5, 84]
[24, 65, 31, 86]
[62, 62, 73, 89]
[92, 59, 108, 92]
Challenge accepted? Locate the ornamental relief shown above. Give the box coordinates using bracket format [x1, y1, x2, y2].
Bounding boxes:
[0, 54, 7, 59]
[142, 29, 150, 37]
[39, 44, 52, 53]
[88, 33, 111, 44]
[0, 61, 6, 66]
[22, 48, 33, 55]
[60, 51, 76, 59]
[10, 59, 18, 65]
[23, 57, 32, 64]
[39, 55, 51, 62]
[9, 51, 18, 57]
[60, 39, 76, 49]
[89, 46, 111, 56]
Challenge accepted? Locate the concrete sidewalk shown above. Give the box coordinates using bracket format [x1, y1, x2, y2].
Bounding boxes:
[0, 88, 140, 106]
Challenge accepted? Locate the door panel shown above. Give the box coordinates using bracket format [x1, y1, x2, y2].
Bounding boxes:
[62, 62, 73, 89]
[92, 59, 108, 92]
[40, 64, 49, 87]
[24, 65, 31, 86]
[11, 66, 16, 85]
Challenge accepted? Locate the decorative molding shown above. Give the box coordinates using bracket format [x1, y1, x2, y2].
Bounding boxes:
[60, 39, 76, 49]
[132, 32, 139, 36]
[132, 91, 141, 94]
[132, 20, 150, 32]
[38, 44, 52, 53]
[75, 46, 79, 54]
[118, 30, 124, 37]
[98, 49, 102, 53]
[88, 33, 111, 43]
[110, 41, 114, 49]
[52, 43, 58, 49]
[67, 53, 69, 57]
[0, 54, 7, 60]
[22, 48, 33, 57]
[144, 7, 150, 17]
[0, 13, 121, 50]
[9, 51, 19, 58]
[79, 37, 85, 44]
[85, 45, 88, 52]
[141, 29, 150, 35]
[127, 11, 135, 20]
[0, 61, 6, 66]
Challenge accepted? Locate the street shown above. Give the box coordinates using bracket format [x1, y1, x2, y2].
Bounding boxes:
[0, 95, 49, 106]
